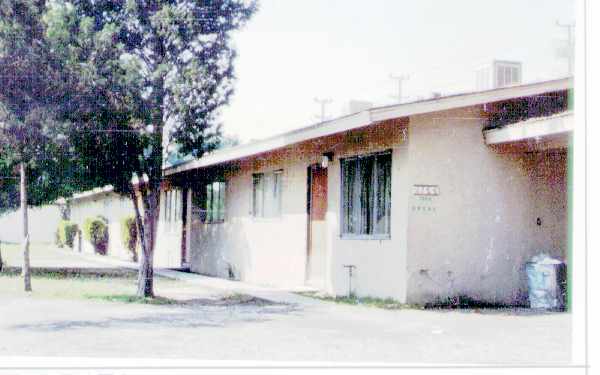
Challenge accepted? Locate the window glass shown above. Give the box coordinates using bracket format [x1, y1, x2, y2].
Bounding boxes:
[341, 158, 358, 234]
[206, 184, 213, 223]
[341, 151, 392, 237]
[201, 182, 225, 224]
[374, 153, 392, 234]
[217, 182, 226, 221]
[252, 173, 264, 217]
[253, 170, 283, 218]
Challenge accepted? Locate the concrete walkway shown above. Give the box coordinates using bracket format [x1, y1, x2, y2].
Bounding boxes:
[73, 249, 321, 306]
[2, 243, 320, 306]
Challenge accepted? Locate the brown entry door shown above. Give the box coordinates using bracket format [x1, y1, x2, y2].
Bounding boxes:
[307, 164, 328, 287]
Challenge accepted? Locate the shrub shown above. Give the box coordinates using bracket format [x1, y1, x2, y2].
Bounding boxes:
[83, 216, 109, 255]
[57, 220, 78, 249]
[120, 216, 138, 262]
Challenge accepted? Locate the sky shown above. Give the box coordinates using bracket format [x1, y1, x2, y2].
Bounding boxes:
[219, 0, 575, 142]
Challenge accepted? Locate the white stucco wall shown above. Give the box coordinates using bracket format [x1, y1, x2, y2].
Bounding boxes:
[404, 106, 568, 305]
[189, 153, 309, 288]
[188, 119, 411, 297]
[182, 107, 567, 305]
[69, 193, 136, 260]
[324, 120, 410, 301]
[0, 204, 61, 244]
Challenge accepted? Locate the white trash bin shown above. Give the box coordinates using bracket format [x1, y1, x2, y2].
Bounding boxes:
[525, 253, 567, 310]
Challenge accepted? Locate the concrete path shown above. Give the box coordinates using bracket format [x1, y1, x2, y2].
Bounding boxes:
[1, 242, 119, 269]
[2, 242, 319, 305]
[41, 245, 320, 305]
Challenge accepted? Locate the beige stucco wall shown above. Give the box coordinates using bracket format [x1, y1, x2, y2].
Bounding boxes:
[189, 152, 309, 288]
[184, 107, 567, 305]
[404, 106, 568, 305]
[324, 121, 410, 301]
[188, 119, 411, 298]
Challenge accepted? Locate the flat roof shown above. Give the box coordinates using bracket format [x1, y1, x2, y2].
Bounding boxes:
[164, 77, 572, 176]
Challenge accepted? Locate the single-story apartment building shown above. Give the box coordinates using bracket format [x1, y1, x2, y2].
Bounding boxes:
[157, 77, 572, 305]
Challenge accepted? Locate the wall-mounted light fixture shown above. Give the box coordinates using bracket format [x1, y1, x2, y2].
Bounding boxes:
[321, 152, 334, 168]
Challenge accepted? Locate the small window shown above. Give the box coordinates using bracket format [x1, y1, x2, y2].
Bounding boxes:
[341, 151, 391, 237]
[252, 170, 283, 218]
[162, 189, 182, 230]
[204, 181, 226, 223]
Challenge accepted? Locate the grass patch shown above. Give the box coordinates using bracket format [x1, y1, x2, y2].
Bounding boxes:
[299, 292, 422, 310]
[0, 271, 180, 302]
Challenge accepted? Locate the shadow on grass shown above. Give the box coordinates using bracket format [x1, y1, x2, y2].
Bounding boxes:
[84, 293, 277, 307]
[85, 294, 179, 305]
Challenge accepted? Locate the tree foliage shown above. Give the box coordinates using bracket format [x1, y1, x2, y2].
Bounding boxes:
[0, 0, 95, 212]
[42, 0, 257, 296]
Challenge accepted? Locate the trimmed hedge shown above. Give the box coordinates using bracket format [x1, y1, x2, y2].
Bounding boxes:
[56, 220, 78, 249]
[120, 216, 138, 262]
[83, 216, 109, 255]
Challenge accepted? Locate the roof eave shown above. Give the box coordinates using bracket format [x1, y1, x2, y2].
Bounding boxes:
[164, 77, 573, 176]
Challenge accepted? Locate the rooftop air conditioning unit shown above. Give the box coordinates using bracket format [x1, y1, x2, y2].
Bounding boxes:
[476, 60, 522, 91]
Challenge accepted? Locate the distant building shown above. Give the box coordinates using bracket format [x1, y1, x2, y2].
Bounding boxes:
[66, 186, 135, 260]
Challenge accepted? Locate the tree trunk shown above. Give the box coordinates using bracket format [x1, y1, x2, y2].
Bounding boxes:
[132, 184, 160, 298]
[20, 162, 31, 292]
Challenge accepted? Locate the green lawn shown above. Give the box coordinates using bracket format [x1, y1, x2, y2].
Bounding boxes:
[0, 271, 184, 304]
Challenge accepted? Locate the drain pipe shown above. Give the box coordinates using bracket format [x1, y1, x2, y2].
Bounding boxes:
[343, 264, 356, 298]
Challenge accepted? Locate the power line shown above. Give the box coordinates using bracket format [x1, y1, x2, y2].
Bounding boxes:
[556, 20, 575, 75]
[389, 74, 410, 104]
[313, 97, 332, 123]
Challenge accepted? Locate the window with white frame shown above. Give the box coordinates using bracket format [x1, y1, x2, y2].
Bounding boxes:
[252, 170, 283, 218]
[341, 151, 392, 237]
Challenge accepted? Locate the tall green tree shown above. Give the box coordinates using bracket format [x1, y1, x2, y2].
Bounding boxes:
[0, 0, 76, 291]
[44, 0, 257, 297]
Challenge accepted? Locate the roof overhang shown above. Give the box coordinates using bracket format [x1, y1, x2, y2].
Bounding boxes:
[164, 77, 572, 176]
[67, 185, 115, 202]
[483, 111, 573, 146]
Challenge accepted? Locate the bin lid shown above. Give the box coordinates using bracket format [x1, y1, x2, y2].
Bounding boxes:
[530, 253, 563, 265]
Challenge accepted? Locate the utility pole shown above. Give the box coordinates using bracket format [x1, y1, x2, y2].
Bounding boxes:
[390, 74, 410, 103]
[314, 97, 332, 122]
[556, 20, 575, 75]
[20, 162, 31, 292]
